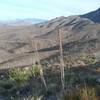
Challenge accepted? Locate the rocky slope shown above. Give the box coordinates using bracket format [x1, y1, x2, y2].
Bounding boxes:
[0, 8, 100, 69]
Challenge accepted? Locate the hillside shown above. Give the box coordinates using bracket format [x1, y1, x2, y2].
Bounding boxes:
[81, 8, 100, 23]
[0, 9, 100, 68]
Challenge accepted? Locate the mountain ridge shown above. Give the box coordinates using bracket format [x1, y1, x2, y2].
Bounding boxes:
[0, 18, 47, 26]
[81, 7, 100, 23]
[0, 8, 100, 68]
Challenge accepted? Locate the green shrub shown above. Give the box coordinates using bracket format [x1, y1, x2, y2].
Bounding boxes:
[9, 68, 30, 85]
[79, 53, 96, 64]
[31, 65, 41, 77]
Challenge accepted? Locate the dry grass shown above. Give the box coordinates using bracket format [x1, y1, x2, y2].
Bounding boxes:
[62, 86, 98, 100]
[80, 87, 98, 100]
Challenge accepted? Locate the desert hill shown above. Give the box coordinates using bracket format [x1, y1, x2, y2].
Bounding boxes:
[0, 8, 100, 69]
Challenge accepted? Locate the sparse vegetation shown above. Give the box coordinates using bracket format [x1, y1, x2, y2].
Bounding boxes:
[0, 57, 100, 100]
[9, 68, 30, 86]
[63, 87, 98, 100]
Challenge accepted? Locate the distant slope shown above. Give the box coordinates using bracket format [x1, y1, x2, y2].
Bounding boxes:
[0, 18, 47, 26]
[0, 8, 100, 68]
[81, 8, 100, 23]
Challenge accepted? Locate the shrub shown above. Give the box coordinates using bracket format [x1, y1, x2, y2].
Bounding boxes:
[0, 79, 17, 96]
[30, 65, 41, 77]
[79, 53, 96, 64]
[79, 87, 98, 100]
[84, 76, 97, 86]
[63, 90, 80, 100]
[62, 87, 98, 100]
[9, 68, 30, 86]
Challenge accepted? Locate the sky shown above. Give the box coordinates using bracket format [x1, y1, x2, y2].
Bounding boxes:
[0, 0, 100, 20]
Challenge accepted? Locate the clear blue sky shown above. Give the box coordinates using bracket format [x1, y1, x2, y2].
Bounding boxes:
[0, 0, 100, 20]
